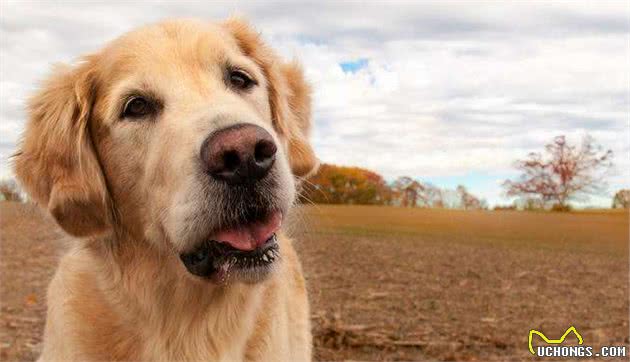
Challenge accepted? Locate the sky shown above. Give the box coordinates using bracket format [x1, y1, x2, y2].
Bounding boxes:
[1, 1, 628, 207]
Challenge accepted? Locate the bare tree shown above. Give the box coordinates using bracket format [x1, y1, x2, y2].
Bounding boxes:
[391, 177, 484, 210]
[456, 185, 483, 210]
[391, 176, 422, 207]
[421, 183, 444, 208]
[503, 135, 613, 208]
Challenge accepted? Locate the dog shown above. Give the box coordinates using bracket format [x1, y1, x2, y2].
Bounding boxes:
[13, 18, 318, 361]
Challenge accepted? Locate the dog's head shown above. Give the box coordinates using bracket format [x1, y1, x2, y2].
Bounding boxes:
[13, 19, 317, 283]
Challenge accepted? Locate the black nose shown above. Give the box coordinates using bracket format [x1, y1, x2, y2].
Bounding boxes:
[201, 124, 277, 184]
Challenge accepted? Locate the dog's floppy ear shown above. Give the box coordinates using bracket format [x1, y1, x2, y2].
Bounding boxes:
[223, 18, 319, 178]
[274, 61, 319, 178]
[13, 59, 111, 237]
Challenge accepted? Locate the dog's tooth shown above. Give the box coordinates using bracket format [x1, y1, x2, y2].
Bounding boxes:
[262, 255, 269, 262]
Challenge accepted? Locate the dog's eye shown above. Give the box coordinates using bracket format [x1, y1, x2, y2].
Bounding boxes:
[229, 69, 256, 90]
[122, 96, 153, 119]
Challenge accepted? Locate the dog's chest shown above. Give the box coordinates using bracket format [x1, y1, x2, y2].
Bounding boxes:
[139, 289, 264, 361]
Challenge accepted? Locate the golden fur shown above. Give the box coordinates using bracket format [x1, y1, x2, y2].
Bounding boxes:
[14, 18, 316, 361]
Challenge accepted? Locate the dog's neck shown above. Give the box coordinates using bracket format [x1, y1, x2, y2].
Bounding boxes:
[85, 233, 268, 359]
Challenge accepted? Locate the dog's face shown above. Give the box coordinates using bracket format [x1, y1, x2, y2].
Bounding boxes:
[14, 19, 317, 283]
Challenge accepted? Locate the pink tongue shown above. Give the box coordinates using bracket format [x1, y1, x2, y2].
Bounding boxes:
[214, 212, 282, 251]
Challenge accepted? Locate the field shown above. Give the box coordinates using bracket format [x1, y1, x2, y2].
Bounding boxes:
[1, 202, 628, 361]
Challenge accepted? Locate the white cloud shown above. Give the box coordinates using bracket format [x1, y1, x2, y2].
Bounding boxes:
[0, 1, 628, 206]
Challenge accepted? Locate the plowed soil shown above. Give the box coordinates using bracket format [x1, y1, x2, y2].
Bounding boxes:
[1, 202, 628, 361]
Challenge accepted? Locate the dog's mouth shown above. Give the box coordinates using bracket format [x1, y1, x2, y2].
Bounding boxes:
[179, 211, 282, 282]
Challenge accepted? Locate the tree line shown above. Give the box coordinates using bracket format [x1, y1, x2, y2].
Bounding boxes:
[301, 135, 628, 210]
[301, 164, 489, 210]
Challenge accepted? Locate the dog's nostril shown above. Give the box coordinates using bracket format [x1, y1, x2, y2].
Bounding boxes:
[254, 140, 277, 163]
[223, 151, 241, 172]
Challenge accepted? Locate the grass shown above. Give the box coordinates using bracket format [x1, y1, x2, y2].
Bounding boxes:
[296, 205, 628, 255]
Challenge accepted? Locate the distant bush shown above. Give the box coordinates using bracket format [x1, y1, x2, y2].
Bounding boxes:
[493, 205, 516, 211]
[612, 189, 630, 209]
[511, 197, 546, 211]
[550, 203, 572, 212]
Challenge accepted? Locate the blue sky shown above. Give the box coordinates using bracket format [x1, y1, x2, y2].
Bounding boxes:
[340, 59, 369, 74]
[0, 1, 628, 207]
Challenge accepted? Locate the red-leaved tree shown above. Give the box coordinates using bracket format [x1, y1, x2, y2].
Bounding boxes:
[503, 135, 613, 209]
[300, 164, 391, 205]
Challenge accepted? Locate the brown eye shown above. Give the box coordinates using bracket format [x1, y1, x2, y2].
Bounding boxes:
[122, 96, 152, 119]
[229, 69, 256, 90]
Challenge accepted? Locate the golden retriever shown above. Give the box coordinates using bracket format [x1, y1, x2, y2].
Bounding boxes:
[13, 18, 317, 361]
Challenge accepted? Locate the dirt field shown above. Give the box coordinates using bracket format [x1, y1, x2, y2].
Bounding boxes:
[1, 202, 628, 361]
